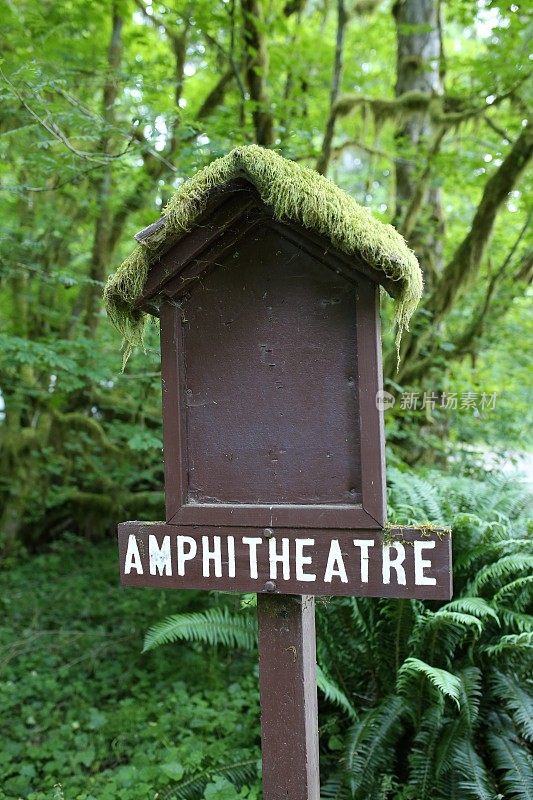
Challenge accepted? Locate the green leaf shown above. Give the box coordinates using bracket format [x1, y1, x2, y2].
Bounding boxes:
[161, 761, 185, 780]
[143, 607, 257, 652]
[398, 657, 462, 707]
[487, 732, 533, 800]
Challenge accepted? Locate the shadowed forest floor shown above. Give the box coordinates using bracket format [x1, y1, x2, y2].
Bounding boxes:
[0, 537, 261, 800]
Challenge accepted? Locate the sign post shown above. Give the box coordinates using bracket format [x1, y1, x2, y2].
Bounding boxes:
[106, 146, 451, 797]
[258, 594, 320, 800]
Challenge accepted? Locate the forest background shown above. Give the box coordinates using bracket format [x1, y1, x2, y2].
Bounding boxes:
[0, 0, 532, 799]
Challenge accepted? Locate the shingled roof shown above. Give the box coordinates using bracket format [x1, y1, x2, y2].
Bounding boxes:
[103, 145, 422, 360]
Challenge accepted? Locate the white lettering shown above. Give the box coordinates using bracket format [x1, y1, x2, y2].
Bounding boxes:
[324, 539, 348, 583]
[295, 538, 316, 582]
[414, 541, 436, 585]
[177, 535, 197, 576]
[125, 534, 143, 575]
[382, 542, 406, 585]
[149, 534, 172, 576]
[227, 536, 236, 578]
[353, 539, 375, 583]
[269, 537, 290, 580]
[202, 536, 222, 578]
[243, 537, 262, 579]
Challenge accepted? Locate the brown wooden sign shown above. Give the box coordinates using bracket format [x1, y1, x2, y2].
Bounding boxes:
[139, 183, 388, 531]
[118, 522, 452, 600]
[112, 161, 451, 800]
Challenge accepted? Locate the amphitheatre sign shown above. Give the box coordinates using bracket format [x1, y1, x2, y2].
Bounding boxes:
[119, 524, 451, 600]
[107, 147, 452, 800]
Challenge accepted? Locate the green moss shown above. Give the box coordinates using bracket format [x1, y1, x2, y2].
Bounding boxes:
[382, 523, 452, 546]
[334, 90, 431, 120]
[104, 145, 422, 361]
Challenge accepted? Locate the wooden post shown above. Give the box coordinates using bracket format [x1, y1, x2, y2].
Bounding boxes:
[257, 593, 320, 800]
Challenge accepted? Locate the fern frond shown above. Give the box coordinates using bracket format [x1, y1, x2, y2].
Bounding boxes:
[493, 575, 533, 608]
[487, 732, 533, 800]
[316, 665, 357, 720]
[457, 666, 483, 732]
[490, 671, 533, 742]
[483, 632, 533, 656]
[434, 719, 463, 778]
[398, 657, 461, 707]
[441, 597, 499, 624]
[143, 607, 257, 652]
[344, 695, 404, 795]
[161, 758, 259, 800]
[406, 706, 443, 795]
[470, 555, 533, 594]
[387, 468, 444, 524]
[410, 609, 483, 666]
[453, 738, 497, 800]
[320, 775, 352, 800]
[498, 607, 533, 634]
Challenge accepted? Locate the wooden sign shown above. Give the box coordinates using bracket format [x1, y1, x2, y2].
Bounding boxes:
[138, 183, 388, 530]
[108, 148, 450, 800]
[118, 523, 452, 600]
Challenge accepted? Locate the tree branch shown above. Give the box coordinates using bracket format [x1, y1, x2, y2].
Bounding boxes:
[428, 123, 532, 322]
[386, 124, 533, 382]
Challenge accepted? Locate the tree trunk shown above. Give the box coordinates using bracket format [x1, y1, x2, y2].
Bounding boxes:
[316, 0, 347, 175]
[393, 0, 445, 283]
[242, 0, 274, 146]
[84, 7, 123, 336]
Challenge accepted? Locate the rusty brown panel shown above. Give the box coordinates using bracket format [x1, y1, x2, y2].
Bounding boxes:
[182, 223, 362, 505]
[257, 594, 320, 800]
[118, 522, 453, 600]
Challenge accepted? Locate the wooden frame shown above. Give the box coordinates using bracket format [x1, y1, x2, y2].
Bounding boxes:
[139, 183, 388, 530]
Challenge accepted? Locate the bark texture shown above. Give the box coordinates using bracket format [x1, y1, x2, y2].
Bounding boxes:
[393, 0, 445, 283]
[84, 7, 123, 335]
[242, 0, 274, 146]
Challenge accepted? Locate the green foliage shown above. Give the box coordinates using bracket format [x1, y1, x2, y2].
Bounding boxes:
[0, 1, 531, 797]
[0, 537, 261, 799]
[0, 0, 531, 553]
[144, 607, 258, 653]
[397, 658, 461, 708]
[143, 469, 532, 799]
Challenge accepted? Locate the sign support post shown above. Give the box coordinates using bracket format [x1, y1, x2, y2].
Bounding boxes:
[258, 593, 320, 800]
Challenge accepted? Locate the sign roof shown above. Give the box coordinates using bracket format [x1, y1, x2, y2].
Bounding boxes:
[103, 145, 422, 359]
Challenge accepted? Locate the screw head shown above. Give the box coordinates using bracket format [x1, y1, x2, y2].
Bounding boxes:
[264, 581, 277, 593]
[263, 527, 274, 538]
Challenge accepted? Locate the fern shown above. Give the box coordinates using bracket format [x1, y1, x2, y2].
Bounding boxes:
[160, 758, 259, 800]
[453, 739, 498, 800]
[493, 575, 533, 607]
[141, 469, 532, 797]
[143, 607, 257, 652]
[490, 671, 533, 742]
[406, 706, 444, 796]
[316, 665, 357, 720]
[397, 657, 461, 707]
[469, 554, 533, 594]
[483, 632, 533, 656]
[457, 666, 483, 732]
[487, 732, 533, 800]
[498, 608, 533, 633]
[441, 597, 499, 624]
[344, 695, 404, 796]
[320, 775, 352, 800]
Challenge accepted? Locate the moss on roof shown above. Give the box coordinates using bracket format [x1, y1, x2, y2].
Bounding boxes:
[103, 145, 422, 361]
